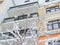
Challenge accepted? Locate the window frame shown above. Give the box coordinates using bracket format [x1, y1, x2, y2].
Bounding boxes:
[48, 40, 60, 45]
[14, 15, 28, 21]
[3, 17, 14, 23]
[29, 12, 38, 18]
[47, 20, 60, 30]
[45, 0, 49, 2]
[46, 6, 60, 14]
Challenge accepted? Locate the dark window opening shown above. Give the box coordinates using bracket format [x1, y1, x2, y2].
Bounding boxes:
[3, 17, 14, 23]
[3, 32, 15, 38]
[18, 15, 27, 19]
[46, 6, 60, 13]
[14, 15, 27, 20]
[25, 0, 30, 2]
[46, 8, 51, 13]
[48, 40, 60, 45]
[29, 13, 38, 18]
[45, 0, 49, 2]
[19, 28, 29, 36]
[57, 40, 60, 42]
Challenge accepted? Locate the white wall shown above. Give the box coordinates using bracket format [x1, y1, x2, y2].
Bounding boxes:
[13, 0, 37, 6]
[38, 0, 45, 5]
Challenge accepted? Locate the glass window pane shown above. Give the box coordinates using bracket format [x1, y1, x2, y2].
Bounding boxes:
[46, 9, 51, 13]
[55, 42, 60, 45]
[30, 13, 38, 18]
[45, 0, 49, 2]
[3, 17, 14, 23]
[47, 25, 52, 30]
[58, 20, 60, 22]
[20, 30, 25, 35]
[53, 21, 58, 23]
[53, 24, 59, 29]
[32, 14, 38, 18]
[48, 42, 53, 45]
[18, 15, 27, 20]
[48, 22, 52, 25]
[51, 8, 55, 12]
[58, 23, 60, 28]
[55, 6, 60, 11]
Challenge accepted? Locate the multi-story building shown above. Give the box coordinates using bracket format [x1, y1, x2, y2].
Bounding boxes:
[0, 0, 39, 45]
[38, 0, 60, 45]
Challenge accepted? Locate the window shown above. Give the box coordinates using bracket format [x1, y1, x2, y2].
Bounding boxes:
[3, 17, 14, 23]
[47, 20, 60, 30]
[46, 6, 60, 13]
[19, 30, 25, 35]
[29, 13, 38, 18]
[19, 28, 29, 36]
[46, 8, 51, 13]
[55, 6, 60, 11]
[14, 15, 27, 20]
[58, 20, 60, 28]
[47, 22, 53, 30]
[3, 32, 14, 38]
[48, 40, 60, 45]
[48, 42, 53, 45]
[25, 0, 30, 2]
[19, 15, 27, 19]
[45, 0, 54, 2]
[45, 0, 49, 2]
[53, 21, 59, 29]
[51, 8, 55, 12]
[18, 15, 27, 20]
[3, 15, 28, 23]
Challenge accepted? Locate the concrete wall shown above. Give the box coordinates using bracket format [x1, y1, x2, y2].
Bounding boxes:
[13, 0, 38, 6]
[1, 2, 39, 32]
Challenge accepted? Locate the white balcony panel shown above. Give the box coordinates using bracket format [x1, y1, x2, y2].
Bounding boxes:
[13, 0, 37, 6]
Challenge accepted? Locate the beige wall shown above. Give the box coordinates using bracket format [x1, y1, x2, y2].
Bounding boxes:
[38, 2, 60, 36]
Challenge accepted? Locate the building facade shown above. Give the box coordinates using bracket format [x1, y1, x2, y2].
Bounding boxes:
[1, 0, 60, 45]
[0, 0, 39, 45]
[38, 0, 60, 45]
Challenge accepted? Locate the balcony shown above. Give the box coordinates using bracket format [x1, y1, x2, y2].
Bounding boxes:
[1, 14, 38, 32]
